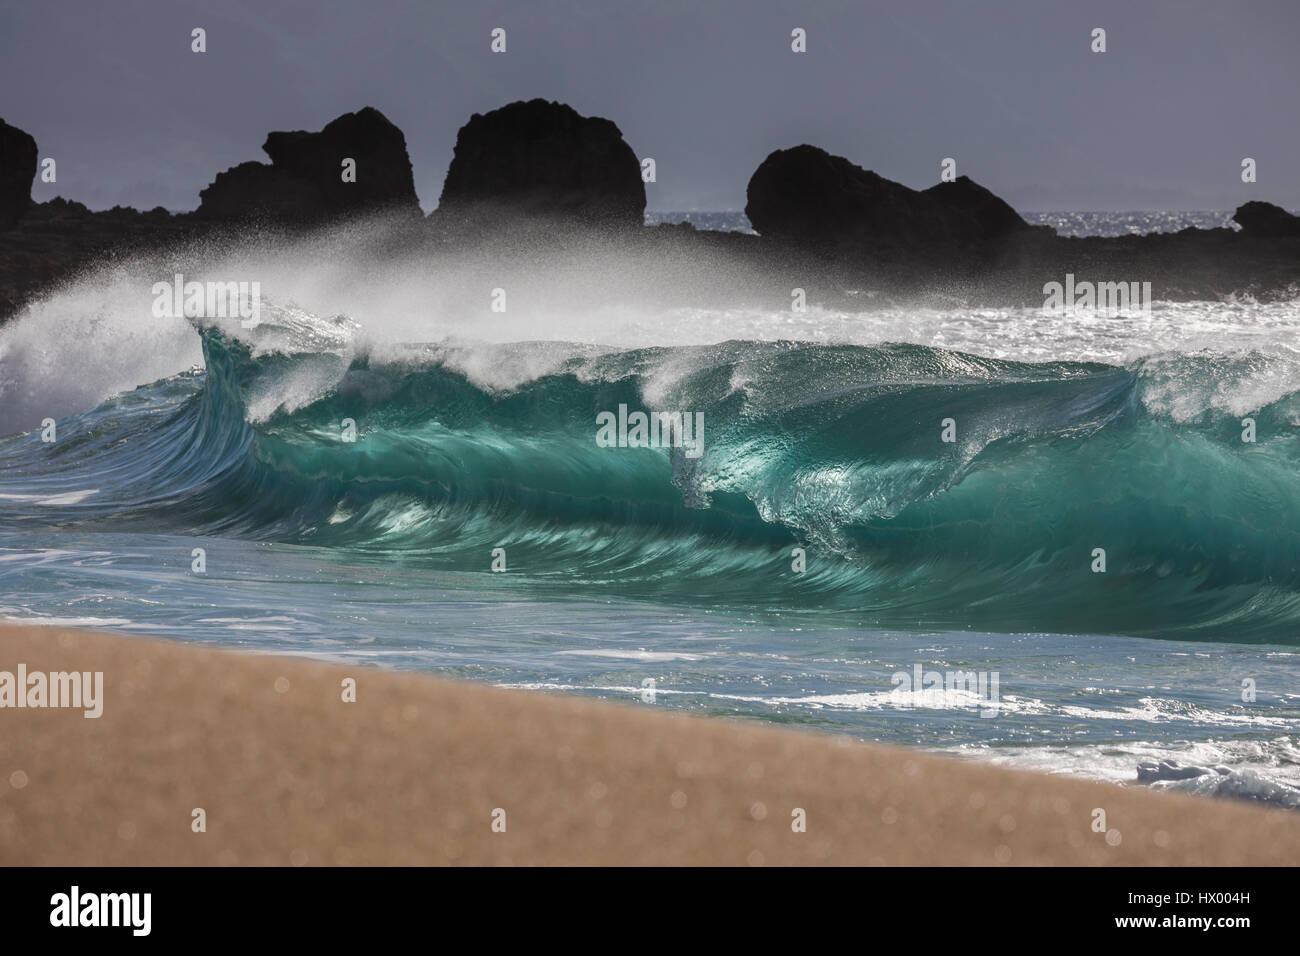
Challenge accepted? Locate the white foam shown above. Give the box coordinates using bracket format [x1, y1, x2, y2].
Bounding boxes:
[0, 489, 99, 505]
[553, 649, 706, 662]
[4, 219, 1298, 435]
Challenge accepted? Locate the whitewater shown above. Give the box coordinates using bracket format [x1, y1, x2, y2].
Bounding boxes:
[1, 217, 1298, 807]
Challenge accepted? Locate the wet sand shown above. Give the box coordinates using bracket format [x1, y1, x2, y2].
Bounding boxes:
[1, 623, 1296, 865]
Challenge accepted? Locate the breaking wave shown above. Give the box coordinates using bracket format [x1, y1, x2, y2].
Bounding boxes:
[3, 303, 1300, 643]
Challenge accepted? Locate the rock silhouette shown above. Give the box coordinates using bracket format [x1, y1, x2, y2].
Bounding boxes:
[435, 99, 645, 229]
[198, 162, 322, 221]
[0, 118, 38, 231]
[1233, 201, 1300, 238]
[745, 144, 1038, 250]
[3, 101, 1300, 326]
[198, 107, 419, 221]
[922, 176, 1043, 243]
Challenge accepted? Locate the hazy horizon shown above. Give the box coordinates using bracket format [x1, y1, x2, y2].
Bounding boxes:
[3, 0, 1297, 214]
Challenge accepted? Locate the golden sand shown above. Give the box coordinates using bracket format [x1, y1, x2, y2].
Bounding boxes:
[1, 623, 1296, 865]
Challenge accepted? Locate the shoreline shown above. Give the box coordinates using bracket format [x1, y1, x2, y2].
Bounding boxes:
[1, 623, 1297, 865]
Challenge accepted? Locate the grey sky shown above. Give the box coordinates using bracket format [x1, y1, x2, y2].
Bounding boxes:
[2, 0, 1296, 213]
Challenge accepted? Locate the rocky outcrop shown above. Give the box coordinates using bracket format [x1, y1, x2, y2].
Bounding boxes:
[262, 108, 419, 215]
[0, 118, 38, 231]
[5, 105, 1300, 326]
[436, 99, 645, 229]
[198, 107, 419, 221]
[744, 145, 1039, 250]
[0, 197, 192, 322]
[1233, 201, 1300, 238]
[744, 146, 916, 246]
[921, 176, 1039, 242]
[198, 162, 324, 221]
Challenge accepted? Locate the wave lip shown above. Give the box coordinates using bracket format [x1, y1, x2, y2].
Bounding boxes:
[1138, 759, 1300, 809]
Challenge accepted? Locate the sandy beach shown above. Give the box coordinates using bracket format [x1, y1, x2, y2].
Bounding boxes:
[0, 622, 1295, 866]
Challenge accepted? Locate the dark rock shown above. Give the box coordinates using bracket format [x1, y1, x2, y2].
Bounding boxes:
[262, 107, 419, 215]
[40, 196, 91, 219]
[744, 145, 922, 247]
[1233, 201, 1300, 238]
[922, 176, 1038, 242]
[0, 118, 38, 231]
[198, 161, 325, 221]
[0, 197, 197, 325]
[436, 99, 645, 229]
[745, 145, 1036, 250]
[6, 107, 1300, 327]
[198, 107, 420, 221]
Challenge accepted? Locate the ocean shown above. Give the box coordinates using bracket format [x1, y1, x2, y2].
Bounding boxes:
[1, 211, 1298, 808]
[644, 209, 1247, 236]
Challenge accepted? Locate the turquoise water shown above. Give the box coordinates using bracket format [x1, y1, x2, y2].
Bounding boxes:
[1, 243, 1299, 805]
